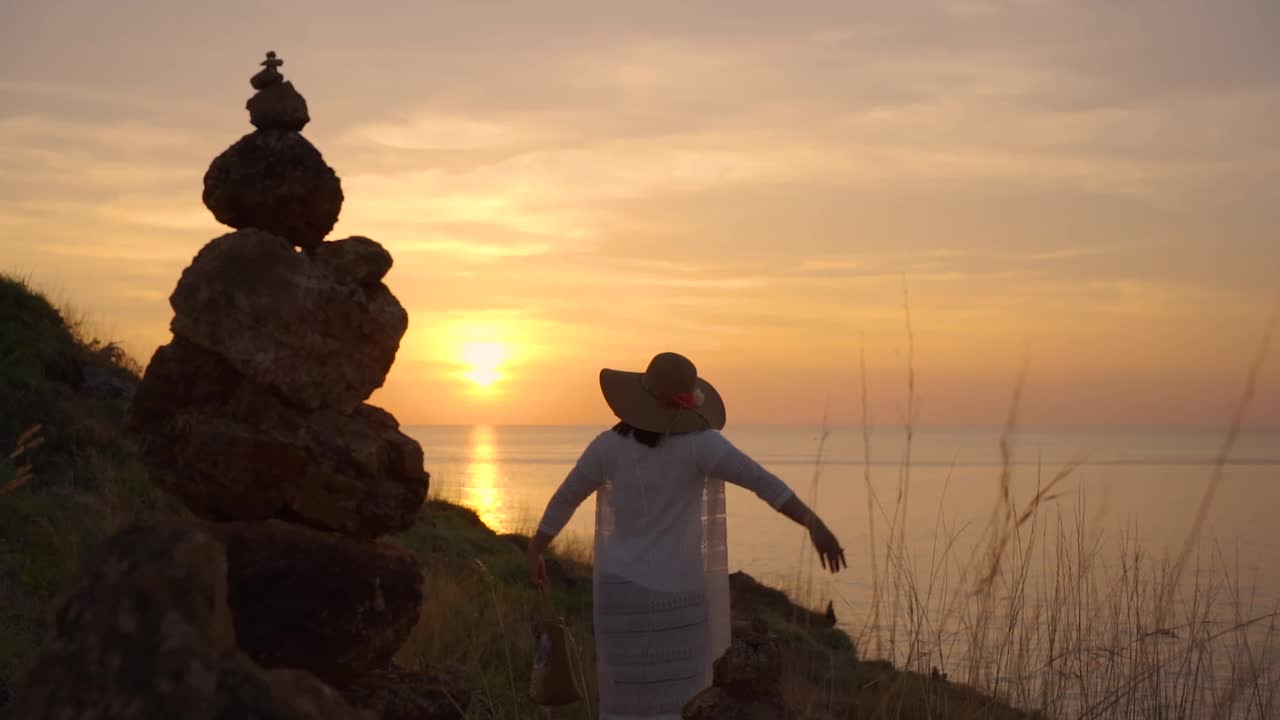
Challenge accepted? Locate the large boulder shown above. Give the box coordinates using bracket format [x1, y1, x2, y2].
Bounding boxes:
[682, 628, 784, 720]
[169, 229, 408, 414]
[711, 630, 783, 698]
[337, 664, 470, 720]
[203, 131, 342, 248]
[132, 336, 428, 538]
[210, 521, 424, 683]
[10, 522, 369, 720]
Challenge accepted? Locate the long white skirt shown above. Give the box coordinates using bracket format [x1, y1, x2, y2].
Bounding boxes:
[595, 574, 713, 718]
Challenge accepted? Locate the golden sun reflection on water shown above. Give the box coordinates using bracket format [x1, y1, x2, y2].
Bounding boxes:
[458, 425, 510, 532]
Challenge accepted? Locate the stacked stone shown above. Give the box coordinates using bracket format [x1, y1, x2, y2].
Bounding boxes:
[682, 622, 785, 720]
[124, 53, 464, 720]
[11, 523, 371, 720]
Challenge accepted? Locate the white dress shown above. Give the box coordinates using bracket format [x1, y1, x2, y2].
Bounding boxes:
[537, 429, 795, 719]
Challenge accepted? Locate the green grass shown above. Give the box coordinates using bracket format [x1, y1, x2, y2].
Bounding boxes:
[0, 274, 77, 391]
[0, 273, 177, 710]
[391, 500, 597, 719]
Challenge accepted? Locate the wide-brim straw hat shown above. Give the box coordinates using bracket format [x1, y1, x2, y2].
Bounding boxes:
[599, 352, 726, 433]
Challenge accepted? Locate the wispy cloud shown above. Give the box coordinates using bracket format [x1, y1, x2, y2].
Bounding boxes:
[1, 0, 1276, 423]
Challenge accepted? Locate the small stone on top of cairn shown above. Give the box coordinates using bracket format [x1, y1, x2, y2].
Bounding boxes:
[251, 50, 285, 90]
[247, 51, 310, 132]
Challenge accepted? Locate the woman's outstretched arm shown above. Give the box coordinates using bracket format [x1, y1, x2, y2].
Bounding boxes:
[702, 433, 847, 573]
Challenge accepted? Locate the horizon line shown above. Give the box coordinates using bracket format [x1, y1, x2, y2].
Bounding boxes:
[402, 421, 1280, 431]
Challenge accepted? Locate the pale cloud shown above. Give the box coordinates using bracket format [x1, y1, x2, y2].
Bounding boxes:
[0, 79, 164, 108]
[336, 130, 828, 252]
[393, 237, 556, 259]
[3, 194, 213, 235]
[340, 113, 554, 152]
[0, 114, 197, 149]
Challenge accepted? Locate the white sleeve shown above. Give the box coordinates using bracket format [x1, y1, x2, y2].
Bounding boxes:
[698, 431, 795, 509]
[536, 433, 607, 538]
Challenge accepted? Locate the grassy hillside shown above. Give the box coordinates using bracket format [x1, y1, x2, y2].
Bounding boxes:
[0, 273, 1035, 719]
[0, 273, 179, 709]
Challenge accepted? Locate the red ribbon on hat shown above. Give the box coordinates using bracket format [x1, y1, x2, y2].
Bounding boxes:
[671, 392, 698, 410]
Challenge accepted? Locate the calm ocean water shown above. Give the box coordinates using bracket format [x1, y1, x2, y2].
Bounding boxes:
[408, 424, 1280, 623]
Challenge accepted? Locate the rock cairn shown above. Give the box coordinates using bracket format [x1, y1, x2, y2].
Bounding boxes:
[121, 53, 460, 719]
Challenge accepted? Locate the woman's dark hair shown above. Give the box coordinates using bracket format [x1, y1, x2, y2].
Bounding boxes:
[611, 421, 705, 448]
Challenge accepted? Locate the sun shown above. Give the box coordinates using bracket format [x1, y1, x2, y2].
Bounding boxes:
[431, 316, 529, 395]
[460, 341, 509, 389]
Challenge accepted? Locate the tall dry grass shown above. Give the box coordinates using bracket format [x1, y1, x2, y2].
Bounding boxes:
[803, 303, 1280, 719]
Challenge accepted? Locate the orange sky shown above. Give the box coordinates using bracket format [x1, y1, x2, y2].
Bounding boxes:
[1, 1, 1277, 426]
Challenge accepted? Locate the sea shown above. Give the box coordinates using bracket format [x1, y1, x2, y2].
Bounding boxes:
[406, 424, 1279, 705]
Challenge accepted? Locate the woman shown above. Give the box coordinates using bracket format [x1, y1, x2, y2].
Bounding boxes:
[527, 352, 846, 719]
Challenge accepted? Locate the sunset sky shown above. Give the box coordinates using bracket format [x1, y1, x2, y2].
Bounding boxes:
[2, 0, 1277, 426]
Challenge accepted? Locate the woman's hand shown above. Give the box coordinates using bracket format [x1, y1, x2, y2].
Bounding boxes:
[527, 547, 548, 589]
[809, 521, 847, 573]
[527, 531, 553, 589]
[778, 496, 847, 573]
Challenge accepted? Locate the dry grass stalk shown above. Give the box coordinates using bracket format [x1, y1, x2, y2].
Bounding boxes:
[880, 275, 920, 663]
[1156, 307, 1276, 631]
[1, 424, 45, 498]
[793, 397, 832, 613]
[859, 333, 883, 658]
[474, 559, 520, 719]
